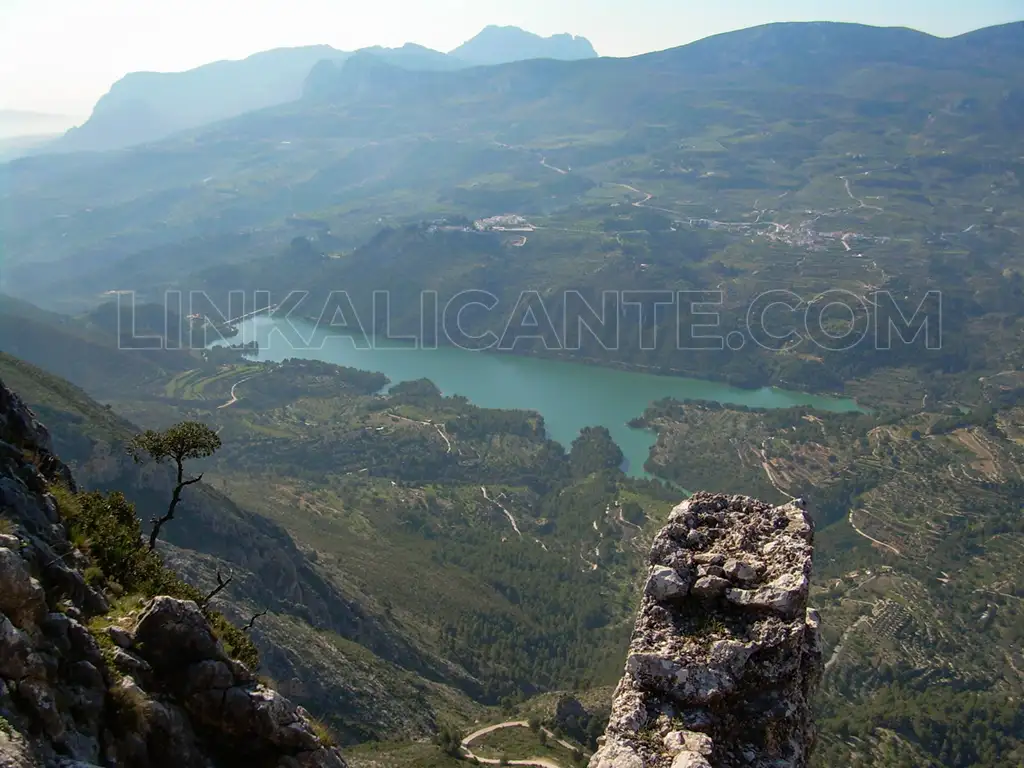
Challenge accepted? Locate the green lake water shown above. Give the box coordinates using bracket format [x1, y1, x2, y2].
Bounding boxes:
[228, 316, 862, 479]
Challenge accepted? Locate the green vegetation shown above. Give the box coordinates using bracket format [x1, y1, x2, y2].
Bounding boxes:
[344, 740, 468, 767]
[5, 19, 1024, 766]
[173, 361, 678, 701]
[468, 724, 583, 763]
[127, 420, 223, 548]
[635, 396, 1024, 766]
[818, 687, 1024, 768]
[570, 427, 625, 477]
[432, 724, 464, 757]
[107, 679, 151, 736]
[308, 716, 339, 749]
[52, 484, 258, 669]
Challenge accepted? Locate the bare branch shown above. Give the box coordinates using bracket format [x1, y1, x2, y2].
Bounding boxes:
[200, 569, 233, 608]
[242, 609, 269, 632]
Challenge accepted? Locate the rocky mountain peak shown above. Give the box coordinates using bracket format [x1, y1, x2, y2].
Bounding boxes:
[589, 492, 822, 768]
[450, 25, 599, 65]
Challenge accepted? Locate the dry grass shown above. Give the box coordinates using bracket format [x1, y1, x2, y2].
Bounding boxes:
[108, 682, 151, 735]
[307, 716, 338, 749]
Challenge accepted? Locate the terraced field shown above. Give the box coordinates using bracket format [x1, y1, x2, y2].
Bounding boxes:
[634, 397, 1024, 766]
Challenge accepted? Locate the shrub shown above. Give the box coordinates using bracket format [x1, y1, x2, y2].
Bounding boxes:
[307, 716, 338, 748]
[83, 566, 106, 587]
[52, 485, 258, 669]
[434, 724, 464, 757]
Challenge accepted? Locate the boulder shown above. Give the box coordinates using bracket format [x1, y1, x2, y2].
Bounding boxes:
[723, 558, 761, 584]
[645, 565, 691, 602]
[133, 597, 226, 672]
[105, 626, 133, 649]
[671, 752, 712, 768]
[0, 548, 46, 629]
[691, 575, 731, 600]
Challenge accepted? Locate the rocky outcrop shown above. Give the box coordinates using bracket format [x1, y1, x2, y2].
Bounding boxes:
[0, 377, 346, 768]
[589, 493, 822, 768]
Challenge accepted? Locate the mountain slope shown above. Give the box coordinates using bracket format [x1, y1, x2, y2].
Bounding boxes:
[0, 373, 348, 767]
[50, 45, 350, 153]
[6, 21, 1024, 403]
[3, 20, 1024, 398]
[0, 295, 202, 397]
[450, 25, 598, 65]
[5, 18, 1016, 282]
[40, 24, 597, 154]
[0, 351, 484, 742]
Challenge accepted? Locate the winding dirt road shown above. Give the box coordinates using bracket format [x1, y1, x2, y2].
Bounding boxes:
[218, 375, 256, 409]
[461, 721, 579, 768]
[388, 412, 452, 453]
[540, 157, 569, 175]
[482, 486, 522, 537]
[841, 175, 884, 212]
[824, 615, 870, 673]
[848, 509, 902, 556]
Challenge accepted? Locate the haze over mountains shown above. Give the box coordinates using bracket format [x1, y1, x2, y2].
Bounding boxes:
[0, 109, 82, 160]
[2, 17, 1024, 767]
[0, 109, 80, 139]
[45, 25, 599, 154]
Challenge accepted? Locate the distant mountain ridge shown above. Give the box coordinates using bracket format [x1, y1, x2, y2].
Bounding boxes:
[44, 25, 599, 154]
[51, 45, 350, 153]
[449, 24, 598, 65]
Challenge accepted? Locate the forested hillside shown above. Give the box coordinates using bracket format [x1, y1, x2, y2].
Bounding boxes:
[3, 17, 1024, 768]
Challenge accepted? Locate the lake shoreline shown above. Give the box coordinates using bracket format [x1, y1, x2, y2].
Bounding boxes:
[219, 316, 863, 482]
[286, 314, 862, 408]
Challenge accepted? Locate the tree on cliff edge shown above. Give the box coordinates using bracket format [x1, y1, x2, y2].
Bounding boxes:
[128, 421, 221, 549]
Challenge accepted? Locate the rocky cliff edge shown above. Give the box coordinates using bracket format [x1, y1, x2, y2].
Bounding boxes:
[0, 378, 346, 768]
[589, 493, 822, 768]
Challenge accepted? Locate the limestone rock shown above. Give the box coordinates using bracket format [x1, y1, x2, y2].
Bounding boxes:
[106, 625, 133, 649]
[133, 597, 227, 671]
[0, 547, 47, 629]
[723, 558, 761, 584]
[0, 378, 348, 768]
[645, 566, 691, 602]
[0, 616, 38, 680]
[664, 730, 713, 756]
[0, 728, 41, 768]
[691, 575, 731, 600]
[109, 647, 154, 679]
[671, 752, 712, 768]
[725, 572, 809, 619]
[589, 492, 822, 768]
[590, 740, 645, 768]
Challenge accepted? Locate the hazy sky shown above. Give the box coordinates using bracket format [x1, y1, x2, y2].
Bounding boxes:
[1, 0, 1021, 116]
